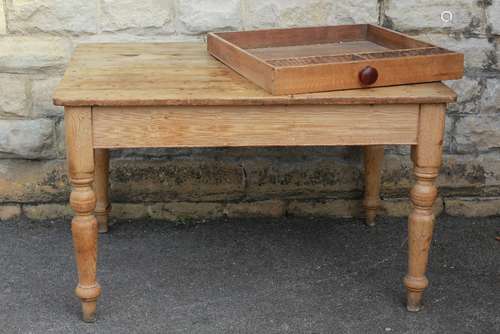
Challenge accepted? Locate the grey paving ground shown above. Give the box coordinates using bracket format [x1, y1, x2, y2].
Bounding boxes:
[0, 215, 498, 334]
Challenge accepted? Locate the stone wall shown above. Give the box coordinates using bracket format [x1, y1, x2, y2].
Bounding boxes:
[0, 0, 499, 221]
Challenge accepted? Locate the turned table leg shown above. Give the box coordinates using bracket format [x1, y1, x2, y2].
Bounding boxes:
[404, 104, 445, 312]
[94, 149, 111, 233]
[363, 145, 384, 226]
[65, 107, 101, 322]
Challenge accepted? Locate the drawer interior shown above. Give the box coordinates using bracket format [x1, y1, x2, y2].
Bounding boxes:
[216, 24, 453, 67]
[247, 40, 390, 60]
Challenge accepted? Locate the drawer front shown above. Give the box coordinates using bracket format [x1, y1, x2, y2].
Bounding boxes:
[273, 53, 463, 95]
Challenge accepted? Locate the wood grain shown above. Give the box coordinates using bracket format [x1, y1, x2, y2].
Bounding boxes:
[56, 36, 457, 322]
[247, 41, 389, 60]
[94, 149, 110, 233]
[215, 24, 367, 49]
[64, 107, 101, 322]
[272, 51, 463, 95]
[92, 105, 419, 148]
[53, 43, 457, 107]
[366, 25, 432, 50]
[65, 107, 94, 179]
[208, 24, 464, 95]
[404, 103, 446, 312]
[268, 47, 453, 67]
[207, 33, 275, 93]
[363, 145, 384, 226]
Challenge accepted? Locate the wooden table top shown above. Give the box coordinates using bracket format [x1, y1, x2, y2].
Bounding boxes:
[53, 42, 457, 107]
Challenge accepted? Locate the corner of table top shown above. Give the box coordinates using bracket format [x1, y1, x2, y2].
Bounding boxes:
[434, 82, 458, 103]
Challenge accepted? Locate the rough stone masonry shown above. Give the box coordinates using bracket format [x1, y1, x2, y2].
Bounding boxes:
[0, 0, 499, 221]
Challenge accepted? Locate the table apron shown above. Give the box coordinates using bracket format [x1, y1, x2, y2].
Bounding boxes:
[91, 104, 419, 148]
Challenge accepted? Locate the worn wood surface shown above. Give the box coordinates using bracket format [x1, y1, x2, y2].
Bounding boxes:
[363, 145, 385, 226]
[92, 105, 419, 148]
[404, 103, 446, 312]
[65, 107, 101, 322]
[366, 25, 431, 50]
[247, 40, 389, 60]
[53, 43, 456, 107]
[215, 24, 368, 49]
[94, 149, 110, 233]
[207, 33, 275, 94]
[272, 53, 462, 95]
[57, 39, 455, 320]
[208, 24, 463, 94]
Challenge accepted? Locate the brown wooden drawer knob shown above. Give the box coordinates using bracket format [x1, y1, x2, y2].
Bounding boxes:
[359, 66, 378, 86]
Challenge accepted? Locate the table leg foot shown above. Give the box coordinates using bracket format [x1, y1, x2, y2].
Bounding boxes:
[404, 275, 428, 312]
[96, 206, 111, 234]
[406, 291, 424, 312]
[80, 297, 99, 322]
[363, 145, 384, 227]
[72, 210, 101, 322]
[365, 211, 377, 227]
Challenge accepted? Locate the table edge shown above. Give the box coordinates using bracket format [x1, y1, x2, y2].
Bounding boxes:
[53, 94, 457, 107]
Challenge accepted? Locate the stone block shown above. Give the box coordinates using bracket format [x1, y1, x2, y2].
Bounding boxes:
[381, 153, 500, 198]
[415, 34, 494, 69]
[0, 74, 30, 117]
[275, 0, 333, 27]
[243, 157, 363, 199]
[110, 159, 245, 202]
[0, 36, 71, 72]
[0, 160, 68, 203]
[101, 0, 174, 33]
[439, 154, 500, 195]
[385, 0, 482, 32]
[486, 0, 500, 34]
[54, 119, 65, 158]
[32, 76, 64, 117]
[497, 40, 500, 71]
[329, 0, 379, 25]
[0, 205, 21, 221]
[224, 200, 286, 218]
[0, 1, 6, 34]
[381, 154, 413, 196]
[0, 119, 56, 159]
[23, 203, 72, 220]
[110, 203, 149, 220]
[7, 0, 97, 34]
[287, 197, 443, 219]
[446, 197, 500, 217]
[480, 78, 500, 113]
[242, 0, 378, 29]
[287, 199, 362, 218]
[443, 76, 481, 114]
[454, 115, 500, 153]
[443, 114, 456, 153]
[241, 1, 279, 29]
[148, 202, 224, 221]
[178, 0, 241, 33]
